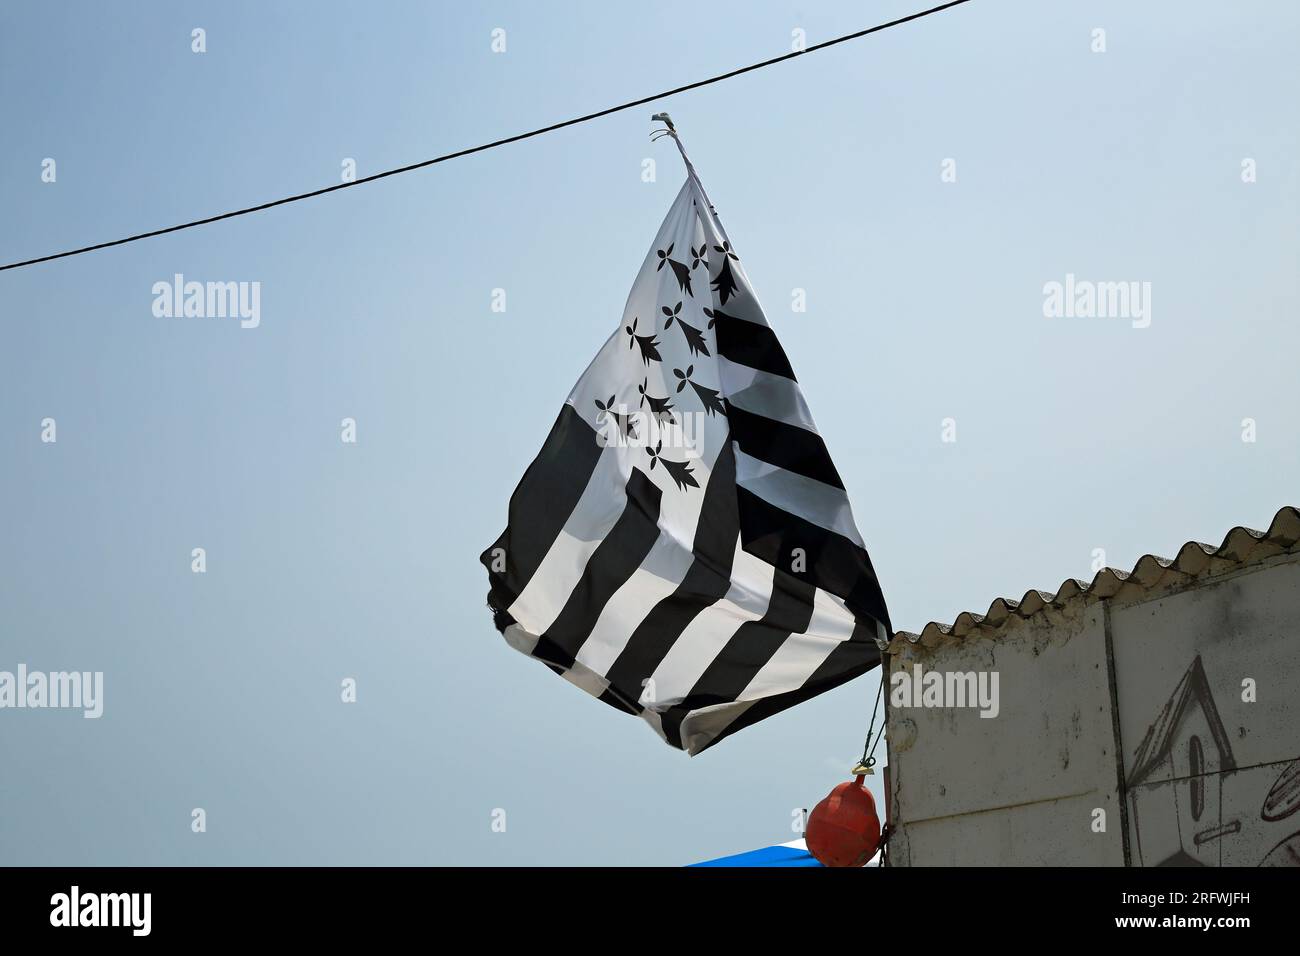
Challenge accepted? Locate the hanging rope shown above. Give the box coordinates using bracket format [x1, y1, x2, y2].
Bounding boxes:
[852, 670, 886, 775]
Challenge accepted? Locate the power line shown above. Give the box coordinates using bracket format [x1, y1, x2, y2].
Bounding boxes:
[2, 0, 973, 273]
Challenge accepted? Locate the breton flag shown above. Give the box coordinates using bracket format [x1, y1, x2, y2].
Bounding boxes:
[481, 132, 889, 754]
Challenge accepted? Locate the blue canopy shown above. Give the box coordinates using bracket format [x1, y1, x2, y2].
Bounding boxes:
[691, 840, 823, 867]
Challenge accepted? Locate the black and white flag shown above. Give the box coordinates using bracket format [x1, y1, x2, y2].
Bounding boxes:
[482, 148, 889, 755]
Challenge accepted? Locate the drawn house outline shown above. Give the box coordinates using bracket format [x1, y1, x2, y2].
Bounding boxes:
[1127, 655, 1239, 866]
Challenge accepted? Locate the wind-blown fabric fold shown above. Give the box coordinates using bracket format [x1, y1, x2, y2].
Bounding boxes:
[481, 170, 889, 755]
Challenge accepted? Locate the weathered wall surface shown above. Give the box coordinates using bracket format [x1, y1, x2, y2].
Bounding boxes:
[887, 605, 1125, 866]
[894, 792, 1120, 866]
[887, 550, 1300, 866]
[1112, 557, 1300, 867]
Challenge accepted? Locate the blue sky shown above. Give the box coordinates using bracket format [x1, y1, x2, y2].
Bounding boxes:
[1, 0, 1296, 865]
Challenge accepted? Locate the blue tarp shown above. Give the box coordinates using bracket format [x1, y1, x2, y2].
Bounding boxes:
[690, 843, 823, 867]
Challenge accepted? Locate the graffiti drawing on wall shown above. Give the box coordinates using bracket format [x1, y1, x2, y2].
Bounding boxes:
[1127, 655, 1300, 866]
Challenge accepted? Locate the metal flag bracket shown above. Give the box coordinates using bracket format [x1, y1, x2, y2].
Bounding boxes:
[650, 111, 676, 137]
[650, 112, 731, 246]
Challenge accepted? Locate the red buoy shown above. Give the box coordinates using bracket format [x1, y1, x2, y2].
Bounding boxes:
[805, 774, 881, 867]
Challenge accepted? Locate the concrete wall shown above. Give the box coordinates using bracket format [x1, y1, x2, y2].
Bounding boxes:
[1111, 558, 1300, 867]
[886, 552, 1300, 866]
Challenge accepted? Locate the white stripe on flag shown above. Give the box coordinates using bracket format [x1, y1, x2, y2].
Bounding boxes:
[643, 539, 774, 709]
[502, 622, 539, 656]
[573, 446, 723, 677]
[559, 658, 615, 699]
[638, 705, 668, 742]
[736, 588, 858, 702]
[506, 623, 617, 701]
[733, 448, 865, 548]
[718, 357, 816, 430]
[574, 538, 694, 679]
[507, 443, 624, 634]
[678, 699, 757, 755]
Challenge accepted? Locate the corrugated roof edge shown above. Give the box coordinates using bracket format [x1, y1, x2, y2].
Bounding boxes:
[889, 505, 1300, 653]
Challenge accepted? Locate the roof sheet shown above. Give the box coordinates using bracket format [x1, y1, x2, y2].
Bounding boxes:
[890, 505, 1300, 652]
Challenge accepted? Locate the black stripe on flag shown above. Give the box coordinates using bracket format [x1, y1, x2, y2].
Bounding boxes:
[481, 404, 604, 625]
[597, 688, 641, 715]
[531, 467, 663, 671]
[601, 441, 740, 710]
[690, 619, 882, 755]
[660, 569, 817, 749]
[725, 404, 845, 490]
[737, 486, 890, 631]
[712, 313, 796, 380]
